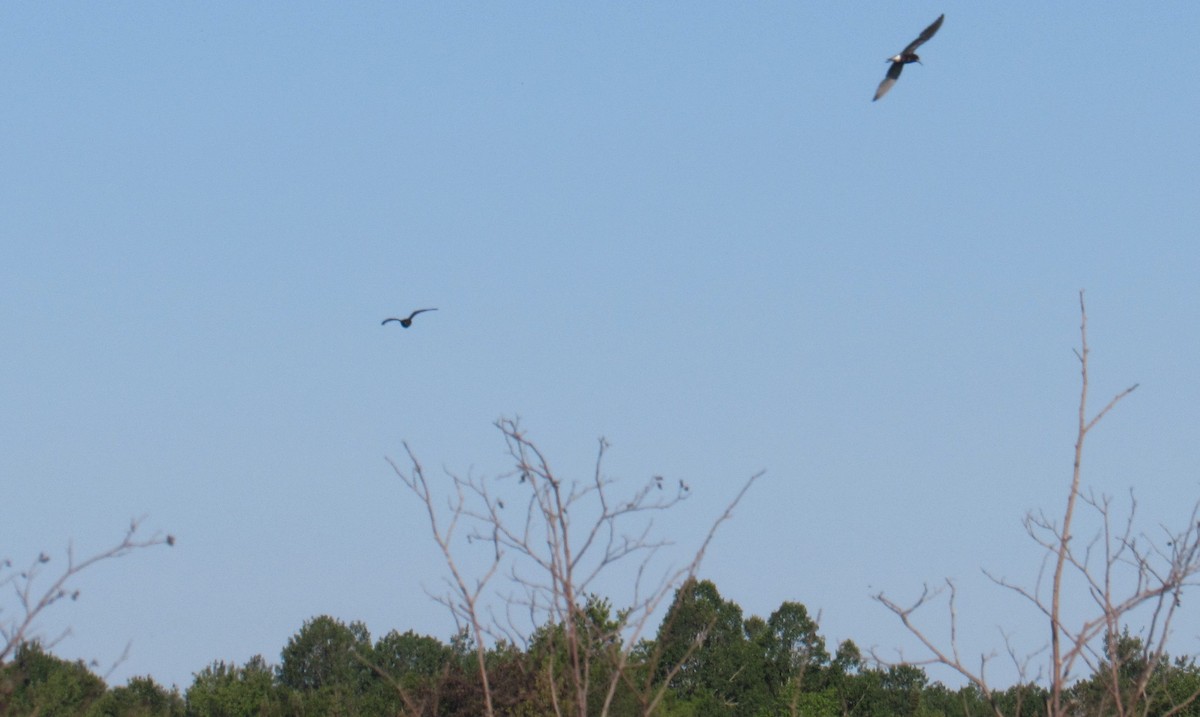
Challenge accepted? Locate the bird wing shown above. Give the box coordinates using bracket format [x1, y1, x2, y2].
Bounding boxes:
[873, 62, 904, 101]
[903, 14, 944, 55]
[407, 308, 438, 320]
[382, 317, 401, 325]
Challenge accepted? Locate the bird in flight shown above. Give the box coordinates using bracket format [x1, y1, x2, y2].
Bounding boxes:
[873, 14, 944, 102]
[382, 308, 437, 328]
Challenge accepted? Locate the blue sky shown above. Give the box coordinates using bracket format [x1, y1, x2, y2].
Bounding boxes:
[3, 2, 1199, 691]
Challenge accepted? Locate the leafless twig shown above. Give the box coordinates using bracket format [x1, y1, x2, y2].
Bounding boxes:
[874, 292, 1200, 717]
[390, 418, 760, 717]
[1, 517, 173, 664]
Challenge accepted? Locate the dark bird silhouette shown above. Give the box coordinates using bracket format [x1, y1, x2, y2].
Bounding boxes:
[382, 308, 437, 328]
[873, 14, 944, 102]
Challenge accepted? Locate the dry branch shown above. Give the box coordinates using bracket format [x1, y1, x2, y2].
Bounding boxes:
[389, 418, 760, 717]
[874, 292, 1200, 717]
[1, 517, 173, 664]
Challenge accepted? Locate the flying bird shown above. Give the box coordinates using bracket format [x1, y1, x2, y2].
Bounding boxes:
[873, 14, 944, 102]
[382, 308, 437, 328]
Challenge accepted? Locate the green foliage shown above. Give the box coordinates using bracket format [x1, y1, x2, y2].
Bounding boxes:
[372, 629, 452, 681]
[88, 675, 184, 717]
[759, 601, 829, 696]
[359, 630, 461, 716]
[184, 655, 286, 717]
[991, 682, 1050, 717]
[523, 594, 640, 717]
[654, 579, 751, 700]
[826, 663, 932, 717]
[831, 639, 864, 677]
[481, 643, 544, 717]
[0, 642, 107, 716]
[277, 615, 373, 693]
[1065, 629, 1200, 717]
[653, 580, 832, 717]
[790, 687, 841, 717]
[12, 581, 1200, 717]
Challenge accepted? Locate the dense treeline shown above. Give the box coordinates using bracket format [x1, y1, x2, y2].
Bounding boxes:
[2, 578, 1198, 716]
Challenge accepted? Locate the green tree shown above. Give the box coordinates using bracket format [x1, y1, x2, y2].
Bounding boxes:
[277, 615, 371, 691]
[830, 639, 863, 677]
[1067, 629, 1200, 717]
[655, 580, 741, 692]
[0, 641, 107, 716]
[990, 682, 1050, 717]
[651, 579, 769, 717]
[759, 601, 829, 698]
[881, 664, 928, 715]
[362, 630, 456, 716]
[372, 630, 451, 681]
[184, 655, 287, 717]
[88, 675, 184, 717]
[277, 615, 375, 714]
[523, 595, 644, 717]
[831, 663, 932, 717]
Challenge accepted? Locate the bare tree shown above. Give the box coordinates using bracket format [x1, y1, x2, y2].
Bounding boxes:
[1, 517, 174, 665]
[389, 417, 761, 717]
[873, 291, 1200, 717]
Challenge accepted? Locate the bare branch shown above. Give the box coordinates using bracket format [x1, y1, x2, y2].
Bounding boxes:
[389, 418, 760, 717]
[874, 293, 1200, 717]
[1, 518, 173, 664]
